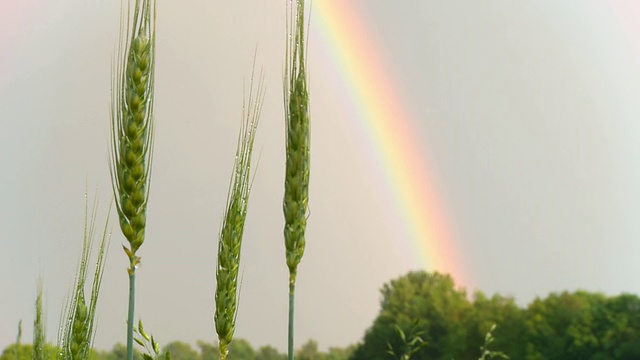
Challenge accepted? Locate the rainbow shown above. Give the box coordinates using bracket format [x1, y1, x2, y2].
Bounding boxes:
[310, 1, 468, 286]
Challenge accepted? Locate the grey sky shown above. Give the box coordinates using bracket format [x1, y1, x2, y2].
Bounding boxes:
[2, 0, 640, 353]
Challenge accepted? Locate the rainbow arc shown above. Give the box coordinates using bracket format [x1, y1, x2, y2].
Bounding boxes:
[311, 0, 468, 286]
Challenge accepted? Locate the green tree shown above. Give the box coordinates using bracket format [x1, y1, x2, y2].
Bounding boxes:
[163, 342, 198, 360]
[106, 343, 130, 360]
[91, 348, 114, 360]
[325, 345, 355, 360]
[226, 339, 255, 360]
[197, 341, 220, 360]
[295, 340, 323, 360]
[523, 291, 603, 359]
[255, 346, 285, 360]
[351, 271, 471, 360]
[386, 320, 427, 360]
[597, 293, 640, 359]
[461, 291, 524, 359]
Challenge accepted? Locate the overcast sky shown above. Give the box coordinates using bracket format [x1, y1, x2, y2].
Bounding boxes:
[2, 0, 640, 353]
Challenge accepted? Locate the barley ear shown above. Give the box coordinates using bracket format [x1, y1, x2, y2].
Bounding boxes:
[33, 281, 46, 360]
[58, 192, 112, 360]
[215, 62, 264, 360]
[283, 1, 311, 359]
[283, 0, 310, 286]
[110, 0, 157, 270]
[109, 2, 156, 360]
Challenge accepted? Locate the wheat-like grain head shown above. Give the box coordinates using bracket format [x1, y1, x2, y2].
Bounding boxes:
[110, 0, 156, 270]
[283, 0, 310, 287]
[32, 281, 46, 360]
[215, 66, 264, 360]
[59, 193, 111, 360]
[69, 292, 89, 360]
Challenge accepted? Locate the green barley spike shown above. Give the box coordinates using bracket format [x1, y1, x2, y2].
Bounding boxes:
[110, 0, 156, 267]
[215, 63, 264, 360]
[109, 2, 156, 360]
[283, 1, 310, 359]
[59, 191, 111, 360]
[284, 0, 310, 287]
[33, 281, 46, 360]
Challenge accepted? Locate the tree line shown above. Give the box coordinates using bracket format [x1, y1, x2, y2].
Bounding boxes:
[351, 271, 640, 360]
[0, 338, 354, 360]
[3, 270, 639, 360]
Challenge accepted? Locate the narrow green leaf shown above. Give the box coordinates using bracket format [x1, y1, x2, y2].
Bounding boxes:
[151, 336, 159, 354]
[139, 320, 150, 341]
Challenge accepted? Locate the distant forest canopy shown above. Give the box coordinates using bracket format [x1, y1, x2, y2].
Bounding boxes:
[352, 271, 640, 360]
[0, 339, 352, 360]
[3, 271, 639, 360]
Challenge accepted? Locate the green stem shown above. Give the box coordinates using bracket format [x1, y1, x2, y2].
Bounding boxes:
[219, 342, 227, 360]
[288, 277, 295, 360]
[127, 265, 136, 360]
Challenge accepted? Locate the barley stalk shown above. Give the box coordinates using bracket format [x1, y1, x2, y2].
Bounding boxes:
[109, 1, 156, 360]
[215, 63, 264, 360]
[59, 192, 111, 360]
[283, 1, 310, 359]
